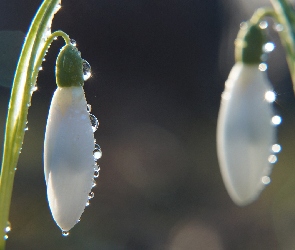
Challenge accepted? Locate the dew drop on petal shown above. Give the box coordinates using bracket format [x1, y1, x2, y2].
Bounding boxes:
[86, 200, 90, 206]
[93, 144, 102, 160]
[272, 144, 281, 153]
[62, 230, 70, 237]
[92, 179, 97, 187]
[89, 114, 99, 132]
[259, 21, 268, 29]
[4, 235, 8, 240]
[82, 60, 91, 81]
[88, 192, 94, 199]
[94, 163, 99, 171]
[259, 63, 268, 71]
[94, 170, 99, 178]
[86, 104, 91, 113]
[261, 176, 271, 185]
[268, 154, 278, 164]
[272, 115, 282, 125]
[265, 91, 276, 102]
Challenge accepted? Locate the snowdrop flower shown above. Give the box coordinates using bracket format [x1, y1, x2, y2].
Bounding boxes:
[44, 44, 98, 232]
[217, 24, 276, 206]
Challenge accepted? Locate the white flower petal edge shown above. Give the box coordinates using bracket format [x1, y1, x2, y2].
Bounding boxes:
[44, 86, 95, 231]
[217, 62, 275, 206]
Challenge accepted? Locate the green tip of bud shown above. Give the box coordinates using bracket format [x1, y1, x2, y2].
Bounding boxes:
[56, 44, 84, 87]
[235, 23, 266, 64]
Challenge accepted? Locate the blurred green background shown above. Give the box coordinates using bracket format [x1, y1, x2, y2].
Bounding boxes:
[1, 0, 295, 249]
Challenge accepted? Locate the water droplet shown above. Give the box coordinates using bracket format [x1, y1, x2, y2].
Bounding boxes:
[93, 144, 102, 160]
[88, 192, 94, 199]
[87, 104, 91, 113]
[272, 115, 282, 125]
[89, 114, 99, 132]
[265, 90, 276, 102]
[268, 154, 278, 163]
[24, 127, 29, 131]
[274, 23, 284, 32]
[263, 42, 275, 53]
[39, 66, 43, 71]
[86, 200, 90, 206]
[4, 235, 8, 240]
[62, 230, 69, 237]
[70, 39, 77, 46]
[94, 163, 99, 171]
[53, 37, 58, 40]
[54, 3, 61, 13]
[259, 21, 268, 29]
[82, 60, 91, 81]
[259, 63, 268, 71]
[92, 179, 97, 187]
[5, 222, 11, 233]
[32, 86, 38, 92]
[272, 144, 282, 153]
[94, 170, 99, 178]
[262, 176, 271, 185]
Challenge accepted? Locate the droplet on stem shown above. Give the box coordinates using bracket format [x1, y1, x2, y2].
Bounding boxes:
[70, 39, 77, 47]
[259, 21, 268, 29]
[263, 42, 275, 53]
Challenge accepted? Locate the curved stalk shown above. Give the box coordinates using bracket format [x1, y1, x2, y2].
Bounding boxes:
[270, 0, 295, 90]
[0, 1, 62, 249]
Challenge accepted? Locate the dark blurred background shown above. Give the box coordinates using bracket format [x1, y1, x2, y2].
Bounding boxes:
[1, 0, 295, 249]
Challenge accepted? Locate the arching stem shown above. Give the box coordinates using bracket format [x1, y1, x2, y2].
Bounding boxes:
[0, 1, 64, 249]
[270, 0, 295, 90]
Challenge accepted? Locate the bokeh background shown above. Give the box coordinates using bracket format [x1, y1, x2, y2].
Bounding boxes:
[1, 0, 295, 249]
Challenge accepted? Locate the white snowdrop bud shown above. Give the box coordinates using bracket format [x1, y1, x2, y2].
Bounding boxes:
[217, 62, 276, 206]
[44, 86, 95, 231]
[44, 44, 98, 232]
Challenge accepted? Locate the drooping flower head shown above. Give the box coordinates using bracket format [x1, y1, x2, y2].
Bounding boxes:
[44, 44, 100, 233]
[217, 23, 278, 206]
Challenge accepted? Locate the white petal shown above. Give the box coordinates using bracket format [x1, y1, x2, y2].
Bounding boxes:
[44, 86, 95, 231]
[217, 62, 275, 206]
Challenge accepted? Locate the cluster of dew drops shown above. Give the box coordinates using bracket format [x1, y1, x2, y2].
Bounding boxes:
[3, 222, 11, 240]
[61, 39, 102, 238]
[255, 20, 283, 185]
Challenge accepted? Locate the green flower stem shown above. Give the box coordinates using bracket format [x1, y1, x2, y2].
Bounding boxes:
[0, 1, 62, 249]
[235, 8, 276, 64]
[248, 8, 276, 25]
[270, 0, 295, 90]
[32, 30, 70, 85]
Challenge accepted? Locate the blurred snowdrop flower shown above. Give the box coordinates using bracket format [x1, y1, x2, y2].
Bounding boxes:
[44, 44, 99, 232]
[217, 23, 277, 206]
